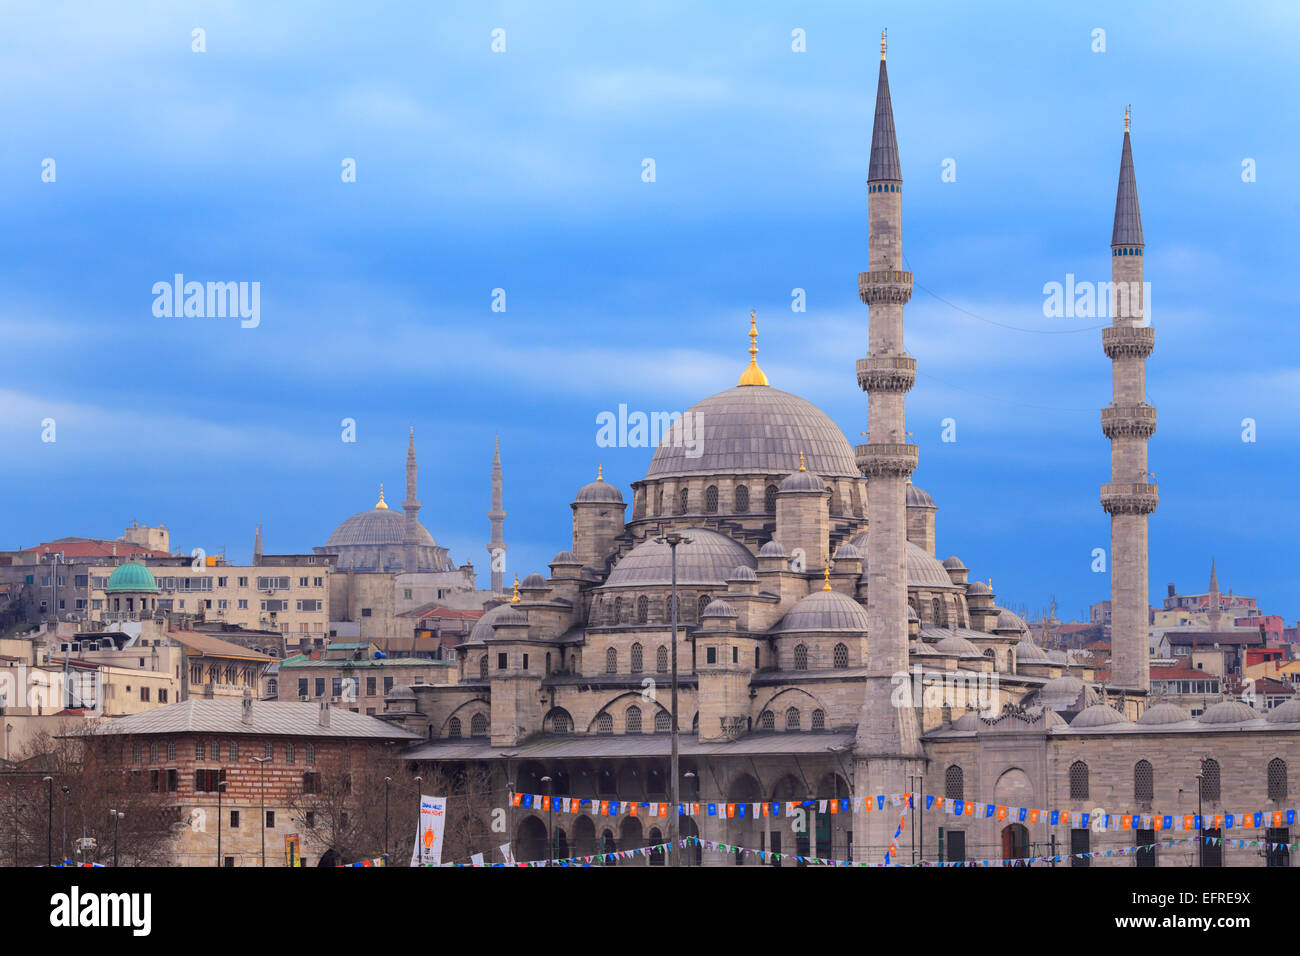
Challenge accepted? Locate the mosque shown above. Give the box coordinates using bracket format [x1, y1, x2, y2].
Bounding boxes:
[378, 37, 1300, 867]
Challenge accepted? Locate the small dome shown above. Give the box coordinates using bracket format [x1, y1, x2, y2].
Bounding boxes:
[967, 581, 992, 595]
[942, 556, 966, 570]
[1138, 702, 1194, 726]
[850, 535, 956, 589]
[520, 572, 547, 589]
[758, 540, 786, 557]
[727, 566, 757, 581]
[491, 606, 529, 628]
[933, 633, 983, 658]
[833, 542, 862, 560]
[385, 684, 416, 701]
[910, 641, 939, 656]
[106, 561, 159, 593]
[1015, 639, 1050, 662]
[779, 469, 825, 493]
[1046, 650, 1068, 664]
[1041, 709, 1068, 728]
[995, 608, 1029, 632]
[701, 599, 738, 619]
[605, 529, 755, 588]
[952, 711, 983, 731]
[905, 483, 935, 508]
[1266, 699, 1300, 724]
[326, 505, 435, 549]
[550, 550, 581, 565]
[1198, 699, 1260, 725]
[776, 590, 869, 633]
[1071, 703, 1131, 728]
[1039, 676, 1095, 710]
[468, 603, 516, 642]
[575, 476, 624, 503]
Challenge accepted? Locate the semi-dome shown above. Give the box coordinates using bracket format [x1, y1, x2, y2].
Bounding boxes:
[468, 603, 517, 643]
[942, 556, 966, 570]
[1071, 703, 1131, 728]
[910, 640, 938, 656]
[701, 599, 738, 619]
[995, 608, 1029, 632]
[1138, 701, 1194, 726]
[385, 684, 416, 701]
[849, 535, 958, 589]
[1198, 699, 1260, 724]
[966, 581, 992, 595]
[326, 505, 435, 549]
[932, 633, 983, 658]
[727, 565, 757, 581]
[603, 528, 755, 589]
[1039, 675, 1096, 710]
[520, 572, 547, 589]
[776, 589, 869, 633]
[550, 550, 581, 565]
[1015, 639, 1050, 662]
[645, 386, 859, 481]
[779, 468, 825, 493]
[833, 542, 862, 560]
[1266, 699, 1300, 724]
[106, 561, 159, 593]
[952, 711, 983, 731]
[758, 540, 786, 557]
[905, 483, 935, 508]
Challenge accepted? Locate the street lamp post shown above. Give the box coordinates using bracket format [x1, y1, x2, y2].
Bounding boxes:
[216, 779, 227, 867]
[253, 756, 270, 867]
[383, 776, 391, 866]
[655, 530, 691, 867]
[60, 785, 69, 864]
[413, 776, 423, 867]
[540, 776, 554, 862]
[1196, 772, 1204, 868]
[109, 810, 124, 867]
[43, 776, 52, 867]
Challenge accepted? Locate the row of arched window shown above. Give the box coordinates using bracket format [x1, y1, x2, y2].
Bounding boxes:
[636, 481, 863, 520]
[591, 708, 681, 735]
[757, 707, 826, 732]
[791, 643, 851, 671]
[447, 712, 489, 738]
[606, 644, 671, 675]
[602, 593, 714, 626]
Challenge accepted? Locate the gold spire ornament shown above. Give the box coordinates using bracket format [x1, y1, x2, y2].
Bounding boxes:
[737, 310, 770, 387]
[1124, 104, 1131, 132]
[597, 463, 604, 482]
[511, 575, 520, 603]
[823, 564, 833, 591]
[375, 484, 388, 509]
[881, 28, 887, 61]
[799, 451, 806, 472]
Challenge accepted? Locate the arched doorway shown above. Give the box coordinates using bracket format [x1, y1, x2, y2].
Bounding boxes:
[680, 816, 702, 866]
[816, 772, 853, 862]
[648, 827, 665, 866]
[725, 773, 762, 866]
[619, 817, 644, 866]
[515, 815, 548, 863]
[1001, 823, 1030, 864]
[573, 815, 596, 860]
[771, 774, 804, 866]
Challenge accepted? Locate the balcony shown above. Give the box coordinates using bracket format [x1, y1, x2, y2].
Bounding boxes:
[1100, 404, 1157, 439]
[857, 269, 913, 305]
[1100, 482, 1159, 516]
[856, 355, 916, 392]
[854, 442, 919, 479]
[1102, 325, 1155, 359]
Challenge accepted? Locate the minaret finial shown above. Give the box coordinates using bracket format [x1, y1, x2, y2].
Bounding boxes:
[881, 28, 887, 61]
[738, 310, 770, 386]
[799, 451, 806, 472]
[511, 574, 520, 603]
[1124, 104, 1130, 133]
[597, 462, 603, 482]
[375, 483, 388, 509]
[823, 563, 833, 591]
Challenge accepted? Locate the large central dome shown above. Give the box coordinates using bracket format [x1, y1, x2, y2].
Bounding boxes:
[645, 386, 859, 480]
[325, 506, 435, 549]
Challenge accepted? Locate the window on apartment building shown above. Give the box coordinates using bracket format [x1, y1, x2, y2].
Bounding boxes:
[264, 742, 272, 759]
[298, 678, 308, 698]
[195, 741, 205, 760]
[166, 769, 179, 792]
[218, 600, 228, 610]
[194, 769, 226, 793]
[230, 741, 238, 761]
[305, 744, 314, 764]
[366, 677, 376, 696]
[149, 742, 159, 762]
[361, 608, 372, 617]
[149, 770, 160, 793]
[314, 678, 325, 697]
[92, 599, 102, 610]
[332, 678, 343, 698]
[167, 741, 176, 761]
[265, 811, 275, 828]
[384, 677, 393, 694]
[302, 772, 321, 794]
[287, 743, 296, 764]
[159, 689, 168, 703]
[299, 577, 309, 587]
[238, 600, 248, 610]
[132, 742, 142, 763]
[313, 577, 323, 587]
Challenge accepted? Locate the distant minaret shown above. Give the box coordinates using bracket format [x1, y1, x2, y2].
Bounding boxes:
[852, 30, 924, 863]
[403, 428, 422, 573]
[253, 521, 263, 564]
[1101, 107, 1157, 697]
[1207, 559, 1222, 630]
[487, 436, 507, 593]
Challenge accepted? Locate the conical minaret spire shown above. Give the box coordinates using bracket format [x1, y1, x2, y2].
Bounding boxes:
[1100, 109, 1157, 700]
[253, 521, 263, 564]
[486, 436, 507, 592]
[1207, 558, 1222, 630]
[402, 428, 422, 572]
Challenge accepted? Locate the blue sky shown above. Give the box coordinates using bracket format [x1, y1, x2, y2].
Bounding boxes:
[2, 1, 1297, 624]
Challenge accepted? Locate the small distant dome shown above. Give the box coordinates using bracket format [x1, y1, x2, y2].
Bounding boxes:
[550, 550, 581, 565]
[995, 608, 1029, 632]
[491, 606, 529, 628]
[776, 590, 869, 633]
[1046, 650, 1068, 664]
[385, 684, 416, 701]
[1138, 701, 1194, 726]
[910, 641, 939, 656]
[779, 469, 825, 493]
[759, 540, 786, 557]
[967, 581, 992, 595]
[1071, 703, 1131, 728]
[1198, 699, 1260, 724]
[727, 565, 757, 581]
[1266, 699, 1300, 724]
[1015, 639, 1050, 662]
[933, 633, 982, 658]
[850, 535, 955, 589]
[106, 561, 160, 593]
[833, 542, 862, 560]
[605, 529, 755, 588]
[574, 468, 625, 503]
[952, 711, 983, 731]
[905, 483, 935, 508]
[468, 603, 515, 643]
[942, 556, 966, 570]
[701, 599, 738, 619]
[1039, 675, 1095, 710]
[1041, 709, 1068, 728]
[520, 572, 547, 589]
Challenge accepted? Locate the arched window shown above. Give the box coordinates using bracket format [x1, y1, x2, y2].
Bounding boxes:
[626, 706, 642, 734]
[765, 484, 778, 514]
[596, 713, 613, 735]
[613, 596, 623, 623]
[696, 594, 711, 622]
[833, 643, 849, 668]
[759, 710, 775, 731]
[735, 485, 749, 513]
[938, 598, 949, 628]
[931, 598, 941, 625]
[678, 488, 689, 514]
[1069, 761, 1089, 800]
[478, 656, 487, 680]
[1268, 758, 1287, 801]
[1135, 760, 1154, 804]
[811, 709, 825, 731]
[829, 486, 840, 514]
[655, 487, 663, 514]
[794, 644, 809, 671]
[547, 709, 572, 734]
[656, 645, 668, 673]
[470, 713, 488, 737]
[983, 648, 996, 661]
[944, 765, 964, 801]
[785, 707, 801, 731]
[705, 485, 719, 513]
[851, 483, 862, 516]
[1200, 758, 1220, 802]
[692, 712, 699, 732]
[447, 717, 462, 738]
[605, 647, 617, 674]
[664, 595, 674, 621]
[654, 710, 671, 733]
[636, 595, 649, 624]
[630, 643, 643, 673]
[754, 646, 761, 668]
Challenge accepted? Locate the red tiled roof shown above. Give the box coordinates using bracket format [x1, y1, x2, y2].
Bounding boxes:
[1254, 677, 1295, 695]
[24, 538, 171, 559]
[397, 604, 486, 621]
[1150, 663, 1220, 681]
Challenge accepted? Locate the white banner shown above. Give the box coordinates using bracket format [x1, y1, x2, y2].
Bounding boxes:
[470, 852, 485, 867]
[499, 842, 514, 864]
[410, 795, 448, 867]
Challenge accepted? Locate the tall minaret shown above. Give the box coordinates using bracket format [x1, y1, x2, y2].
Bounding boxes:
[1207, 559, 1222, 630]
[852, 31, 923, 862]
[253, 521, 263, 564]
[486, 436, 507, 593]
[1101, 107, 1157, 699]
[403, 428, 422, 573]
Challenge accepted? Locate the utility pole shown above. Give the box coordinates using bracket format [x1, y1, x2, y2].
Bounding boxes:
[253, 756, 270, 867]
[656, 530, 691, 867]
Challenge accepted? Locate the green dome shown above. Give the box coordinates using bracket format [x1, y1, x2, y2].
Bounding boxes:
[105, 562, 159, 593]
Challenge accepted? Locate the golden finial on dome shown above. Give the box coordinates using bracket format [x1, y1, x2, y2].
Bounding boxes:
[511, 574, 520, 603]
[375, 484, 388, 509]
[738, 310, 770, 387]
[799, 451, 806, 472]
[1124, 104, 1131, 133]
[823, 563, 833, 592]
[597, 463, 603, 482]
[881, 28, 887, 61]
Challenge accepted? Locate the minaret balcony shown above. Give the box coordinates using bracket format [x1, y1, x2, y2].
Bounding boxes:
[856, 355, 916, 392]
[858, 270, 913, 305]
[1100, 482, 1159, 516]
[1102, 325, 1155, 359]
[854, 442, 918, 479]
[1101, 404, 1157, 439]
